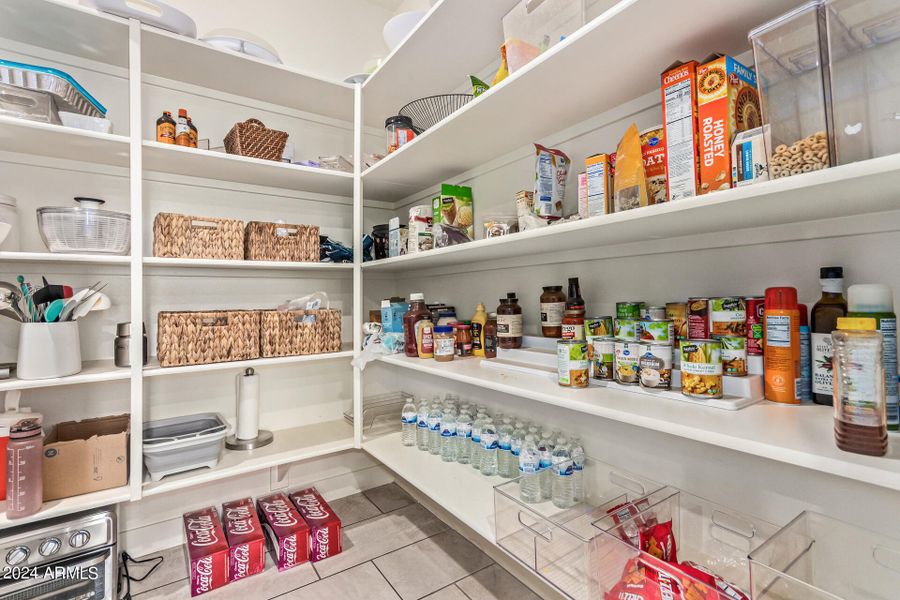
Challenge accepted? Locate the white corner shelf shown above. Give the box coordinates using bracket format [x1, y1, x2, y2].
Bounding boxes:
[141, 419, 354, 497]
[0, 360, 130, 392]
[143, 347, 354, 377]
[0, 116, 130, 168]
[362, 153, 900, 272]
[142, 142, 354, 196]
[376, 354, 900, 493]
[142, 256, 354, 273]
[0, 252, 131, 266]
[0, 486, 131, 531]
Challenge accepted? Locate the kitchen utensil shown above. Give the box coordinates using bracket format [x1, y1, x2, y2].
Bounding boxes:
[87, 291, 111, 311]
[201, 29, 281, 63]
[0, 83, 60, 124]
[0, 309, 21, 322]
[43, 299, 65, 323]
[226, 368, 273, 451]
[114, 322, 147, 367]
[37, 197, 130, 255]
[17, 321, 82, 379]
[69, 283, 108, 321]
[16, 276, 36, 322]
[57, 282, 101, 322]
[32, 284, 73, 305]
[399, 94, 473, 133]
[0, 59, 106, 117]
[80, 0, 197, 37]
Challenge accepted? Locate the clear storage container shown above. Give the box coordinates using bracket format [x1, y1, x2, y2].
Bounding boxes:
[493, 457, 662, 600]
[502, 0, 585, 73]
[749, 511, 900, 599]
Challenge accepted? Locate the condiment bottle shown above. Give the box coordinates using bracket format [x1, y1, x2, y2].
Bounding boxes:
[6, 417, 43, 519]
[175, 108, 191, 147]
[416, 317, 434, 359]
[434, 326, 455, 362]
[484, 313, 498, 358]
[403, 293, 431, 358]
[385, 115, 416, 153]
[540, 286, 566, 338]
[799, 304, 811, 402]
[156, 110, 176, 144]
[497, 293, 523, 349]
[832, 317, 886, 456]
[454, 322, 473, 357]
[811, 267, 847, 405]
[471, 303, 488, 357]
[187, 117, 198, 148]
[764, 286, 801, 404]
[566, 277, 585, 310]
[848, 284, 898, 431]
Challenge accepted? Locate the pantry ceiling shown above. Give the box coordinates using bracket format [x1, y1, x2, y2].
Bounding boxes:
[365, 0, 406, 11]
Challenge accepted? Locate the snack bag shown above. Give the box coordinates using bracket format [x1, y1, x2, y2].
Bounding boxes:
[470, 75, 490, 97]
[433, 184, 474, 243]
[492, 43, 510, 85]
[533, 144, 570, 218]
[612, 124, 649, 212]
[639, 520, 678, 563]
[678, 561, 750, 600]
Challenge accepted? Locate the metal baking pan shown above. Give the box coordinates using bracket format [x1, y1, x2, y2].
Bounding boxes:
[0, 59, 106, 117]
[0, 83, 60, 124]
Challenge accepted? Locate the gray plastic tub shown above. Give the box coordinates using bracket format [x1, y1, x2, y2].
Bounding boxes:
[142, 413, 231, 482]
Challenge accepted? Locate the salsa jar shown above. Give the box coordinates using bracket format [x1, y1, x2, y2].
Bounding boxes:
[680, 339, 723, 399]
[561, 309, 586, 340]
[557, 340, 589, 388]
[540, 286, 566, 337]
[386, 115, 416, 153]
[453, 322, 473, 357]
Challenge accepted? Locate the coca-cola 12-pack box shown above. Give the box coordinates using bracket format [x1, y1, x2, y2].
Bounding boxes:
[183, 506, 230, 596]
[257, 492, 309, 571]
[289, 487, 343, 561]
[222, 497, 266, 582]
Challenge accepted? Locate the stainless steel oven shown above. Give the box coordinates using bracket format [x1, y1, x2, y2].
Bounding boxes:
[0, 507, 116, 600]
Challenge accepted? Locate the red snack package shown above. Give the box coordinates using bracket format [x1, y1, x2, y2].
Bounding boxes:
[678, 561, 750, 600]
[257, 492, 310, 571]
[289, 487, 343, 561]
[183, 506, 229, 597]
[222, 497, 266, 582]
[640, 520, 678, 564]
[605, 557, 663, 600]
[607, 497, 655, 546]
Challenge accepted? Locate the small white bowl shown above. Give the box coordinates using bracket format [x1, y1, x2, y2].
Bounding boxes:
[383, 11, 426, 50]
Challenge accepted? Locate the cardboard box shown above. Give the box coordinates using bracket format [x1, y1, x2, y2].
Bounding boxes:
[661, 61, 700, 201]
[732, 126, 770, 187]
[432, 184, 474, 242]
[222, 497, 266, 582]
[257, 492, 309, 571]
[697, 55, 760, 195]
[289, 487, 343, 561]
[183, 507, 230, 596]
[584, 154, 611, 217]
[42, 414, 129, 501]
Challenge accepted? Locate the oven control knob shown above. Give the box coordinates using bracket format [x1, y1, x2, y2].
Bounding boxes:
[6, 545, 29, 566]
[69, 530, 91, 549]
[39, 537, 62, 556]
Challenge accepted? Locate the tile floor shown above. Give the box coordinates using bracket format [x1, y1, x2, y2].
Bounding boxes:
[127, 483, 543, 600]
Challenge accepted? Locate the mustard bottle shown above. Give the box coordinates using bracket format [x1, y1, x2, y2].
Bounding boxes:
[471, 303, 488, 357]
[416, 317, 434, 359]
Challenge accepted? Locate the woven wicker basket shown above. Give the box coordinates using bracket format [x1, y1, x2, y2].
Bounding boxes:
[259, 309, 342, 357]
[223, 118, 288, 162]
[157, 310, 261, 367]
[245, 222, 320, 262]
[153, 213, 244, 260]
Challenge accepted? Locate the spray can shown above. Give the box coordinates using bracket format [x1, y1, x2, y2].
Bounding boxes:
[764, 287, 801, 404]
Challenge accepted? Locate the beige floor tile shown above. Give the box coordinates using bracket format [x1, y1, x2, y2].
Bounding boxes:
[422, 584, 471, 600]
[125, 544, 188, 596]
[279, 562, 400, 600]
[363, 482, 415, 513]
[456, 564, 542, 600]
[329, 492, 382, 526]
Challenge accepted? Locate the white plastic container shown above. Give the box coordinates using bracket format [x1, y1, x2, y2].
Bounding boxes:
[16, 322, 82, 380]
[142, 413, 231, 481]
[0, 194, 19, 251]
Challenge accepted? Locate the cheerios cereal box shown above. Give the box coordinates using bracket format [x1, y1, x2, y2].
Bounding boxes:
[433, 184, 474, 241]
[696, 54, 760, 195]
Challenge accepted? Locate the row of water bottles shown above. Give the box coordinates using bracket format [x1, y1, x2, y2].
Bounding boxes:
[401, 394, 585, 509]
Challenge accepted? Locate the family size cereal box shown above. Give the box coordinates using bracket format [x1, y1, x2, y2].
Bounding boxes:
[661, 61, 700, 201]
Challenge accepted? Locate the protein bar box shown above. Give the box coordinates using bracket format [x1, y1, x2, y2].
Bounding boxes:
[289, 487, 343, 561]
[222, 497, 266, 582]
[183, 506, 230, 596]
[257, 492, 310, 571]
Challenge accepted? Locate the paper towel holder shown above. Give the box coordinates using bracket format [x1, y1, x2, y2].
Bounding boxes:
[226, 368, 274, 451]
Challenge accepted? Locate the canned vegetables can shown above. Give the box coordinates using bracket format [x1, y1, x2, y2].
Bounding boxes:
[721, 335, 748, 377]
[710, 296, 747, 338]
[641, 319, 674, 343]
[665, 302, 688, 348]
[745, 296, 765, 356]
[614, 341, 644, 385]
[680, 339, 723, 399]
[616, 301, 643, 320]
[614, 318, 643, 341]
[687, 297, 710, 339]
[647, 305, 666, 320]
[639, 343, 673, 389]
[590, 336, 615, 380]
[557, 340, 589, 388]
[586, 316, 614, 337]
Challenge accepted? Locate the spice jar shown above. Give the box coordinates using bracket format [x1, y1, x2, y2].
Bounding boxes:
[385, 115, 416, 153]
[497, 293, 523, 349]
[540, 285, 566, 337]
[453, 322, 473, 357]
[484, 314, 498, 358]
[562, 309, 586, 340]
[434, 326, 455, 362]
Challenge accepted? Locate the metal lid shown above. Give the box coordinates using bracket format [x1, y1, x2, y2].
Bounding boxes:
[385, 115, 414, 129]
[116, 322, 146, 336]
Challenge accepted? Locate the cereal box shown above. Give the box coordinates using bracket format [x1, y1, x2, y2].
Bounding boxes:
[697, 55, 760, 195]
[661, 61, 700, 201]
[577, 172, 588, 218]
[639, 126, 667, 204]
[731, 126, 770, 187]
[584, 153, 611, 217]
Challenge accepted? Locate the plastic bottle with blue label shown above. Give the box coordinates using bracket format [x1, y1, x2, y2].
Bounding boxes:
[479, 418, 499, 476]
[551, 437, 574, 508]
[427, 403, 443, 455]
[415, 398, 429, 451]
[400, 397, 418, 446]
[518, 434, 541, 504]
[455, 410, 472, 464]
[496, 417, 515, 479]
[537, 430, 555, 500]
[440, 411, 457, 462]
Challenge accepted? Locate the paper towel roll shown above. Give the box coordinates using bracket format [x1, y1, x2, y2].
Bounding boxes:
[236, 368, 260, 441]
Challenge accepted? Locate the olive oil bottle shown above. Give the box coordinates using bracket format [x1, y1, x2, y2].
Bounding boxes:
[811, 267, 847, 406]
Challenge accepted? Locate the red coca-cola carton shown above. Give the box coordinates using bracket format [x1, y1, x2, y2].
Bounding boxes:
[257, 492, 309, 571]
[183, 507, 229, 596]
[289, 487, 343, 561]
[222, 497, 266, 582]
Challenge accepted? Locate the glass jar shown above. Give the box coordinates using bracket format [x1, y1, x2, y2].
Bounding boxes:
[540, 285, 565, 338]
[434, 326, 455, 362]
[484, 314, 498, 358]
[454, 322, 473, 357]
[497, 293, 523, 349]
[385, 115, 416, 154]
[372, 224, 390, 260]
[561, 309, 585, 340]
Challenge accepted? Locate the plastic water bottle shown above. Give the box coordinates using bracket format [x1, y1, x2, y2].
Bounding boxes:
[518, 434, 542, 503]
[497, 417, 515, 478]
[508, 420, 527, 479]
[416, 399, 429, 451]
[401, 397, 418, 446]
[470, 411, 486, 470]
[440, 411, 457, 462]
[427, 403, 443, 455]
[551, 437, 575, 508]
[537, 430, 555, 500]
[480, 418, 499, 476]
[456, 410, 473, 464]
[569, 436, 585, 502]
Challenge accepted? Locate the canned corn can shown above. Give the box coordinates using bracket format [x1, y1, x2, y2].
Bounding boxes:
[641, 319, 674, 343]
[680, 339, 723, 399]
[639, 343, 673, 390]
[616, 302, 643, 320]
[590, 336, 615, 380]
[586, 316, 614, 337]
[614, 341, 644, 385]
[721, 335, 748, 377]
[614, 318, 643, 342]
[710, 296, 747, 338]
[557, 339, 589, 388]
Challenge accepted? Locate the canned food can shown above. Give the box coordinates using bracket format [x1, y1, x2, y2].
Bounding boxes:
[680, 339, 723, 399]
[639, 303, 649, 320]
[639, 343, 673, 389]
[687, 297, 710, 339]
[721, 336, 748, 377]
[557, 340, 589, 388]
[616, 301, 643, 320]
[745, 296, 765, 356]
[665, 302, 688, 349]
[614, 318, 643, 342]
[641, 319, 674, 343]
[710, 297, 747, 338]
[647, 305, 666, 320]
[614, 341, 644, 385]
[586, 316, 614, 337]
[590, 336, 615, 380]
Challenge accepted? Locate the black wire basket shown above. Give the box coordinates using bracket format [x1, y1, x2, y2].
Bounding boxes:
[398, 94, 474, 133]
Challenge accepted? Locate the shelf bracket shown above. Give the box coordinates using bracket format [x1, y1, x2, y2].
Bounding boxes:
[270, 464, 290, 490]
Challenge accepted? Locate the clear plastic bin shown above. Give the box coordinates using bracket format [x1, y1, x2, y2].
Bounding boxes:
[493, 457, 662, 600]
[502, 0, 585, 73]
[749, 511, 900, 599]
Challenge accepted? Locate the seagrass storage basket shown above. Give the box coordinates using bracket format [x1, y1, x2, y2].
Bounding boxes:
[259, 309, 342, 357]
[157, 310, 260, 367]
[245, 222, 320, 262]
[153, 213, 244, 260]
[223, 118, 288, 161]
